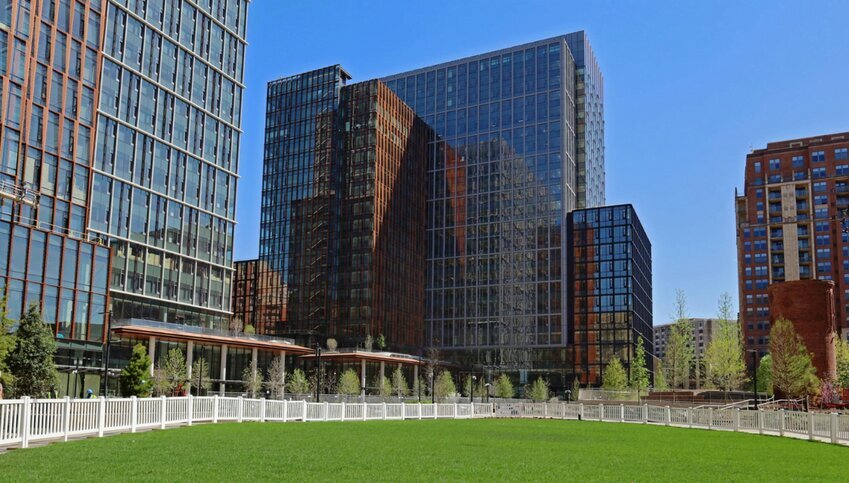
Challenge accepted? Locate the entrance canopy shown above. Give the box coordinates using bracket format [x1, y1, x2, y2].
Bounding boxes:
[111, 319, 314, 355]
[299, 349, 423, 365]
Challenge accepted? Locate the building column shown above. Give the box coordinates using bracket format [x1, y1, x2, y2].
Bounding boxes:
[413, 364, 419, 392]
[186, 341, 194, 391]
[219, 344, 228, 395]
[380, 361, 385, 382]
[251, 347, 258, 396]
[148, 337, 156, 377]
[361, 359, 366, 399]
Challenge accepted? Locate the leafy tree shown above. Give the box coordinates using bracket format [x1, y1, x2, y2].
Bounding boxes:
[391, 367, 409, 397]
[287, 368, 310, 395]
[434, 370, 456, 401]
[266, 357, 286, 399]
[462, 375, 487, 399]
[152, 348, 188, 396]
[836, 339, 849, 389]
[337, 368, 361, 396]
[653, 366, 668, 391]
[120, 343, 153, 397]
[191, 358, 212, 396]
[376, 334, 387, 350]
[0, 298, 18, 393]
[705, 320, 746, 395]
[630, 337, 650, 394]
[243, 324, 255, 335]
[602, 356, 628, 391]
[242, 361, 263, 398]
[364, 334, 374, 351]
[411, 377, 424, 399]
[570, 376, 581, 401]
[372, 375, 392, 397]
[493, 374, 515, 399]
[769, 318, 819, 398]
[756, 354, 773, 396]
[664, 289, 694, 389]
[526, 377, 550, 402]
[229, 317, 244, 334]
[7, 305, 58, 398]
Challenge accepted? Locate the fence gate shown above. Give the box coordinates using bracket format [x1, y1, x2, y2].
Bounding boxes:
[494, 403, 523, 418]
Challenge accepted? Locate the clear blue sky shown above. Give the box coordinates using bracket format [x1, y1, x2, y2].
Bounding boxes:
[233, 0, 849, 324]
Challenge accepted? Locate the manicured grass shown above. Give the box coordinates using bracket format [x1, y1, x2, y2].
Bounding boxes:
[1, 419, 846, 481]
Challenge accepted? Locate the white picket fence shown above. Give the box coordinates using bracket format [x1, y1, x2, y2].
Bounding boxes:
[1, 398, 847, 450]
[0, 396, 494, 449]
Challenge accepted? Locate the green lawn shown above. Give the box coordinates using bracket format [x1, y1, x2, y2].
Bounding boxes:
[1, 419, 845, 481]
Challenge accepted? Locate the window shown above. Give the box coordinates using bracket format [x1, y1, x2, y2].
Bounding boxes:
[812, 167, 826, 179]
[814, 181, 827, 193]
[837, 165, 849, 175]
[836, 148, 848, 160]
[812, 151, 825, 162]
[768, 158, 780, 170]
[754, 162, 761, 173]
[792, 155, 805, 167]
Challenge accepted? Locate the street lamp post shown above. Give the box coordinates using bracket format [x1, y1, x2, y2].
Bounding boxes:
[315, 342, 322, 403]
[101, 309, 113, 397]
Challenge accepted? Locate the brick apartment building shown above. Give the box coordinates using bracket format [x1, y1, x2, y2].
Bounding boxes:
[736, 132, 849, 357]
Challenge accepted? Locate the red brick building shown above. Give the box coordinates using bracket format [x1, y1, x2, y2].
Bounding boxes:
[736, 132, 849, 358]
[768, 280, 837, 380]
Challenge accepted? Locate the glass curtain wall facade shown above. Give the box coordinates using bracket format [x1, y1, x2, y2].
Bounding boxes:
[94, 0, 247, 329]
[568, 204, 652, 386]
[0, 0, 112, 375]
[381, 33, 605, 390]
[251, 67, 430, 353]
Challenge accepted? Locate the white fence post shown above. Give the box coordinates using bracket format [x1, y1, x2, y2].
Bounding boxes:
[758, 409, 763, 435]
[598, 404, 603, 421]
[20, 397, 31, 449]
[708, 408, 713, 430]
[341, 402, 346, 422]
[283, 399, 288, 422]
[642, 404, 648, 424]
[160, 396, 167, 429]
[261, 398, 267, 423]
[238, 397, 244, 423]
[733, 408, 740, 432]
[808, 412, 814, 441]
[324, 401, 329, 422]
[187, 395, 193, 426]
[97, 397, 106, 437]
[619, 404, 624, 423]
[543, 403, 548, 419]
[665, 406, 670, 426]
[418, 403, 422, 420]
[831, 413, 839, 444]
[779, 409, 785, 436]
[687, 408, 693, 428]
[579, 403, 584, 420]
[63, 396, 71, 441]
[452, 403, 457, 419]
[363, 403, 367, 421]
[131, 396, 138, 433]
[383, 402, 388, 420]
[212, 395, 219, 423]
[401, 403, 406, 420]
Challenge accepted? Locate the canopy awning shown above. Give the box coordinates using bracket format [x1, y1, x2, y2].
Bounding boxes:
[299, 350, 423, 365]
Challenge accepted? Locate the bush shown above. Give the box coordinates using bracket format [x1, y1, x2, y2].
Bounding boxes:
[493, 374, 515, 399]
[434, 371, 456, 401]
[120, 344, 153, 397]
[337, 369, 361, 396]
[7, 305, 58, 398]
[287, 369, 310, 395]
[526, 377, 550, 402]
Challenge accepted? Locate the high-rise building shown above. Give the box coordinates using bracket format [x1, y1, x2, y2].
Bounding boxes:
[568, 204, 652, 386]
[0, 0, 276, 396]
[653, 318, 725, 362]
[736, 132, 849, 357]
[379, 32, 605, 389]
[238, 66, 431, 353]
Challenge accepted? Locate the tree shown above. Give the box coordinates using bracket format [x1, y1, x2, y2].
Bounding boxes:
[434, 370, 456, 401]
[0, 298, 18, 393]
[423, 345, 441, 398]
[242, 361, 262, 398]
[337, 369, 361, 396]
[266, 357, 286, 399]
[836, 339, 849, 389]
[769, 318, 819, 398]
[570, 376, 581, 401]
[630, 337, 650, 395]
[120, 343, 153, 397]
[376, 334, 387, 350]
[391, 367, 409, 397]
[705, 320, 746, 395]
[411, 377, 424, 399]
[526, 377, 550, 402]
[653, 366, 668, 391]
[243, 324, 255, 335]
[664, 289, 694, 390]
[152, 348, 188, 396]
[602, 357, 628, 391]
[493, 374, 515, 399]
[7, 305, 58, 398]
[756, 354, 773, 396]
[287, 368, 310, 395]
[191, 358, 212, 396]
[372, 375, 392, 396]
[229, 317, 243, 334]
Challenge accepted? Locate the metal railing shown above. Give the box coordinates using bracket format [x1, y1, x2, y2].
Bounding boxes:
[1, 397, 847, 451]
[0, 179, 37, 206]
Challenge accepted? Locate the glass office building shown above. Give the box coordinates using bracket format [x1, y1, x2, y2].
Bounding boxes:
[568, 204, 652, 387]
[0, 0, 251, 394]
[245, 66, 431, 353]
[381, 32, 604, 389]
